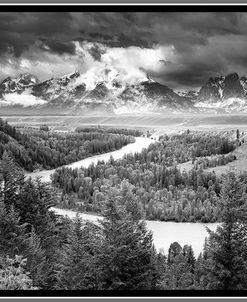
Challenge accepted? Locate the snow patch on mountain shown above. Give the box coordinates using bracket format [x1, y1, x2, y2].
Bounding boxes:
[177, 90, 199, 99]
[195, 97, 247, 112]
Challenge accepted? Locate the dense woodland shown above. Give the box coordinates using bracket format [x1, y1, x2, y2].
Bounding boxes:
[0, 119, 136, 172]
[1, 152, 247, 290]
[52, 131, 239, 222]
[0, 122, 246, 290]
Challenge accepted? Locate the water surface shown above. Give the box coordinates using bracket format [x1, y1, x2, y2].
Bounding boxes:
[26, 137, 153, 182]
[52, 207, 218, 257]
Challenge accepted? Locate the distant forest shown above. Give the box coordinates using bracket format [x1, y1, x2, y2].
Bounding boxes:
[52, 131, 239, 223]
[0, 119, 138, 172]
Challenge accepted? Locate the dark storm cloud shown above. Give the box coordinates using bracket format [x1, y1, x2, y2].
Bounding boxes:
[155, 60, 227, 88]
[39, 38, 76, 55]
[86, 43, 105, 61]
[79, 30, 150, 48]
[0, 12, 74, 56]
[1, 12, 247, 88]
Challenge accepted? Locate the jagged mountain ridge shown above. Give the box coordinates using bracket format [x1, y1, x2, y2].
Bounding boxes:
[1, 70, 247, 114]
[195, 73, 247, 113]
[0, 70, 194, 114]
[0, 73, 39, 95]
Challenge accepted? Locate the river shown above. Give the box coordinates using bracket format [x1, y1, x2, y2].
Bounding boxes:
[25, 137, 154, 182]
[27, 135, 218, 256]
[52, 207, 218, 257]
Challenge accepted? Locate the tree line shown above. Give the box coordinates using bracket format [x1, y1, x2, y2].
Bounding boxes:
[0, 118, 135, 172]
[75, 126, 142, 137]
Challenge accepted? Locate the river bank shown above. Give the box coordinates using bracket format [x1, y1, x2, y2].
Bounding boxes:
[52, 207, 218, 257]
[25, 136, 154, 182]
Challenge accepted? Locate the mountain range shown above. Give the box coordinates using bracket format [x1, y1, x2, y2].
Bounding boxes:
[1, 70, 247, 115]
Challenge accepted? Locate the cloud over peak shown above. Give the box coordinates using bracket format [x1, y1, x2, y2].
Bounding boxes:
[1, 12, 247, 89]
[2, 93, 47, 107]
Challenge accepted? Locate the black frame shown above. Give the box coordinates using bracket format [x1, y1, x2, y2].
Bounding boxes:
[0, 4, 246, 298]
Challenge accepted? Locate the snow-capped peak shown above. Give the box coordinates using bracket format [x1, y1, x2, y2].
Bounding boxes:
[0, 73, 39, 94]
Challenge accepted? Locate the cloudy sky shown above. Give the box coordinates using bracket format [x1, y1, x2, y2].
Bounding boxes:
[1, 12, 247, 90]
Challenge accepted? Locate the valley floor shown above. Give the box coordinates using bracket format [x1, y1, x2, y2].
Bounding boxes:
[4, 113, 247, 132]
[5, 113, 247, 177]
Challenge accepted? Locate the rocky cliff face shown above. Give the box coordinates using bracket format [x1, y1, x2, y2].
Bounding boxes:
[194, 73, 247, 113]
[197, 73, 245, 102]
[0, 74, 39, 95]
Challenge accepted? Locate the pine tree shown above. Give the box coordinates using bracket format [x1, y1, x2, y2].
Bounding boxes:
[0, 202, 28, 258]
[167, 242, 182, 264]
[23, 228, 46, 288]
[98, 185, 157, 290]
[183, 245, 196, 273]
[160, 243, 195, 290]
[0, 200, 47, 288]
[54, 215, 101, 290]
[17, 177, 54, 239]
[0, 255, 38, 290]
[236, 129, 240, 140]
[41, 213, 78, 290]
[0, 151, 24, 211]
[0, 153, 61, 289]
[205, 172, 247, 290]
